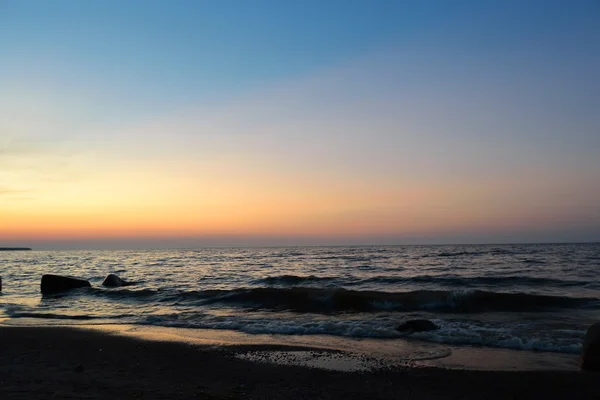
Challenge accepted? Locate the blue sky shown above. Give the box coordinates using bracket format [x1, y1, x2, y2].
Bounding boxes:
[3, 0, 413, 117]
[1, 0, 599, 248]
[4, 0, 596, 119]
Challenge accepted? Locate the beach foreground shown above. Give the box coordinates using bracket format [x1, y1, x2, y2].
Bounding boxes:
[1, 326, 599, 399]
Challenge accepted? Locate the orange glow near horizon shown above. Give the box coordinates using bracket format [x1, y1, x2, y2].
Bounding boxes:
[1, 163, 593, 243]
[2, 2, 599, 248]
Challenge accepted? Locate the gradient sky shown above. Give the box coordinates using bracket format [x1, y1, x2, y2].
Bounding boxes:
[1, 0, 599, 249]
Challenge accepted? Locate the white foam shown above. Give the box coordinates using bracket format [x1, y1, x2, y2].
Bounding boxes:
[409, 319, 583, 354]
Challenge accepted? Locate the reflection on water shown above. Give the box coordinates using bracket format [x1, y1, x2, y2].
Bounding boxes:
[0, 244, 598, 356]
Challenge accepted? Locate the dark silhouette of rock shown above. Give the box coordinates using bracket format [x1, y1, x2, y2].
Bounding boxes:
[41, 274, 91, 294]
[396, 319, 438, 333]
[0, 247, 31, 251]
[581, 322, 600, 371]
[102, 274, 133, 287]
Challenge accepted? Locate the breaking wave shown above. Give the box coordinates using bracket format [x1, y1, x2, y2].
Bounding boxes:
[86, 286, 599, 313]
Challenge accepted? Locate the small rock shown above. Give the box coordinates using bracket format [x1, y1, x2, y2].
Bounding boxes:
[102, 273, 131, 287]
[41, 274, 91, 295]
[581, 322, 600, 371]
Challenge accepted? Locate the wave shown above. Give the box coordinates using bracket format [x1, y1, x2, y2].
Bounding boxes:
[258, 275, 337, 285]
[93, 287, 597, 314]
[5, 312, 99, 320]
[5, 309, 584, 354]
[357, 275, 585, 288]
[255, 273, 583, 289]
[4, 305, 587, 354]
[519, 259, 545, 264]
[438, 251, 484, 257]
[407, 319, 584, 354]
[199, 287, 597, 313]
[89, 288, 160, 299]
[315, 255, 390, 262]
[136, 313, 584, 354]
[488, 248, 517, 255]
[33, 282, 598, 315]
[422, 249, 522, 257]
[421, 251, 486, 258]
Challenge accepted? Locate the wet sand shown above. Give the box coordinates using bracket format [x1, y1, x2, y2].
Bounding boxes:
[1, 326, 599, 399]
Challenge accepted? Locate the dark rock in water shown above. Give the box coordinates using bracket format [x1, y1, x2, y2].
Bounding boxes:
[581, 322, 600, 371]
[396, 319, 438, 333]
[102, 274, 132, 287]
[41, 274, 91, 294]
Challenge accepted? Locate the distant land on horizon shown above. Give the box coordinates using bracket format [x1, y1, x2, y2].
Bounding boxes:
[0, 247, 32, 251]
[12, 240, 600, 252]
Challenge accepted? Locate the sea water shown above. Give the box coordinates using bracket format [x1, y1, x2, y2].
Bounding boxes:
[1, 244, 598, 357]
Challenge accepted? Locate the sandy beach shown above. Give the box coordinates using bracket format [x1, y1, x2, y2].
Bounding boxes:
[1, 326, 599, 399]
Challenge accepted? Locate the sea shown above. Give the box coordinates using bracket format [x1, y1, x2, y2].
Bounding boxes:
[1, 243, 599, 361]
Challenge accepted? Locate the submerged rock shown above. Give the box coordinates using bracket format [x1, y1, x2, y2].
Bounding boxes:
[102, 274, 132, 287]
[396, 319, 438, 333]
[581, 322, 600, 371]
[41, 274, 91, 295]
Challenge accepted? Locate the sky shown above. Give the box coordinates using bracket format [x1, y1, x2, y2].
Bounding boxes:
[1, 0, 599, 249]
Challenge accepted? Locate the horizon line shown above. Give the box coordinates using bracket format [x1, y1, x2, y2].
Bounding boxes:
[5, 240, 599, 252]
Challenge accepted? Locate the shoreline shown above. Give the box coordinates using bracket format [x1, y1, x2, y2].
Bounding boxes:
[1, 325, 598, 399]
[0, 318, 579, 372]
[82, 323, 583, 371]
[0, 321, 582, 372]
